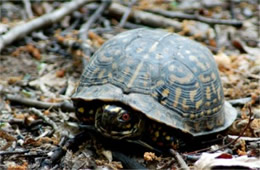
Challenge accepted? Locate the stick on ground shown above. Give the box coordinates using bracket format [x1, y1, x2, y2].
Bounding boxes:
[0, 0, 96, 53]
[6, 94, 74, 112]
[169, 149, 189, 170]
[147, 8, 243, 27]
[29, 108, 58, 131]
[118, 0, 137, 27]
[79, 0, 111, 41]
[108, 3, 182, 31]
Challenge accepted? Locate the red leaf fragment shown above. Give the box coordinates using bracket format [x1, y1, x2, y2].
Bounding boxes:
[216, 153, 233, 159]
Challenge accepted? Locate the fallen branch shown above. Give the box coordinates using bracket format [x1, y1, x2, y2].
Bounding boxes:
[79, 0, 111, 67]
[108, 3, 182, 31]
[22, 0, 34, 19]
[29, 108, 58, 131]
[0, 150, 29, 156]
[228, 96, 260, 107]
[6, 94, 74, 112]
[146, 8, 243, 27]
[0, 0, 96, 53]
[79, 0, 111, 41]
[118, 0, 137, 27]
[169, 149, 189, 170]
[227, 135, 260, 142]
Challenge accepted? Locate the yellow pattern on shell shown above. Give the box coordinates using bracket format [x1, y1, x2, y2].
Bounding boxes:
[182, 98, 189, 111]
[189, 55, 207, 71]
[168, 65, 175, 71]
[98, 69, 105, 79]
[124, 67, 130, 74]
[169, 73, 193, 84]
[156, 80, 164, 86]
[213, 107, 218, 113]
[217, 86, 222, 101]
[108, 72, 113, 79]
[190, 114, 195, 119]
[205, 102, 211, 107]
[189, 90, 197, 102]
[155, 53, 164, 60]
[173, 88, 182, 107]
[93, 67, 100, 75]
[136, 47, 144, 53]
[162, 89, 170, 97]
[112, 63, 117, 69]
[195, 100, 202, 109]
[211, 72, 216, 80]
[199, 74, 211, 83]
[127, 61, 143, 88]
[206, 110, 212, 115]
[211, 84, 216, 94]
[100, 55, 112, 63]
[206, 86, 211, 100]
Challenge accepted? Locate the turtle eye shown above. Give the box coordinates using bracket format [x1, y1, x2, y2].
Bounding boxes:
[121, 112, 130, 121]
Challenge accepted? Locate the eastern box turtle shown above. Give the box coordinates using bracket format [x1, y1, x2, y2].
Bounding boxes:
[72, 28, 237, 149]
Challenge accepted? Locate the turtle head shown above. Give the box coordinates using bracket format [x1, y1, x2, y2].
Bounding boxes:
[95, 104, 145, 139]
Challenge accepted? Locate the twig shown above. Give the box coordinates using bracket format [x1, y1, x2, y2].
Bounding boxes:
[79, 0, 111, 41]
[0, 0, 96, 53]
[228, 96, 260, 107]
[169, 149, 189, 170]
[124, 22, 144, 29]
[0, 150, 29, 156]
[108, 3, 182, 31]
[146, 8, 243, 27]
[79, 0, 111, 67]
[228, 97, 251, 106]
[118, 0, 137, 27]
[22, 0, 34, 19]
[29, 108, 58, 131]
[229, 0, 236, 19]
[6, 94, 74, 112]
[227, 135, 260, 142]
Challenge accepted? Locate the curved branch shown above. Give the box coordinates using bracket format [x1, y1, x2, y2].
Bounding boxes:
[0, 0, 96, 53]
[147, 8, 243, 27]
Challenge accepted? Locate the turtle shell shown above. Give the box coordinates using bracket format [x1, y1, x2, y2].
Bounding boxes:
[72, 28, 237, 136]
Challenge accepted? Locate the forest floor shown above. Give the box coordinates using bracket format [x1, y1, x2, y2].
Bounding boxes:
[0, 0, 259, 169]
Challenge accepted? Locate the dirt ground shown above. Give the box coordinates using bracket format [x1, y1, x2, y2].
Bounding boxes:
[0, 0, 259, 169]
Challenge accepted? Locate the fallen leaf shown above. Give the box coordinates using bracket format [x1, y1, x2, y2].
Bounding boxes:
[195, 152, 260, 170]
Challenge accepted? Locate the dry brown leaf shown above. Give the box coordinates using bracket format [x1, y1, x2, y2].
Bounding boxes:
[8, 161, 28, 170]
[88, 31, 105, 47]
[24, 136, 59, 146]
[7, 76, 23, 85]
[0, 130, 16, 141]
[144, 152, 161, 162]
[26, 44, 41, 60]
[56, 69, 66, 78]
[213, 53, 231, 71]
